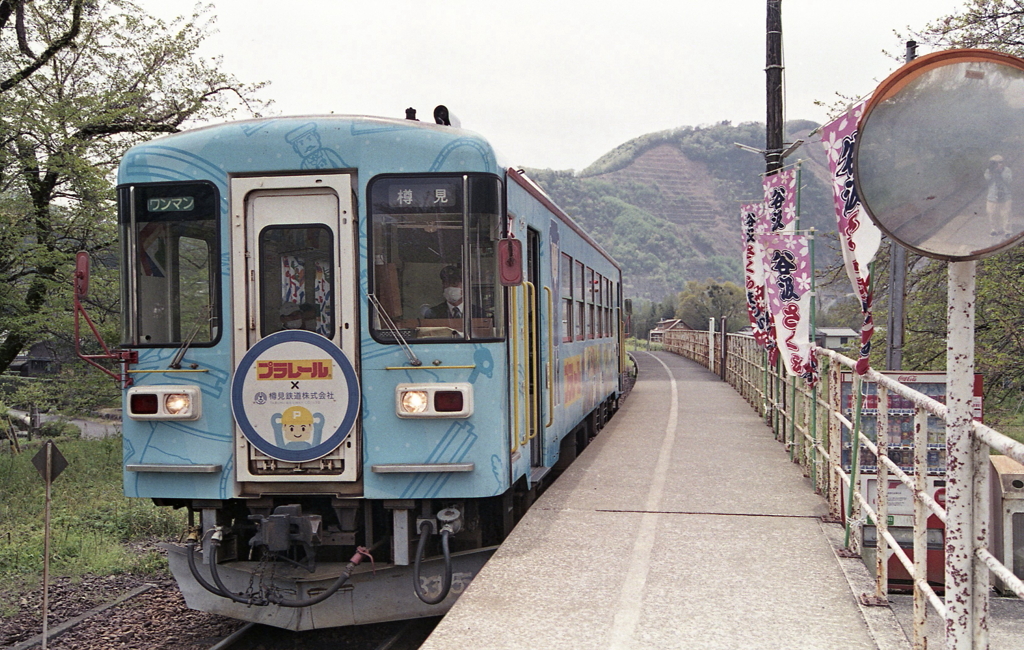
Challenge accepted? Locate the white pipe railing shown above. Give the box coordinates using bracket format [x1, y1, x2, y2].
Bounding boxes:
[660, 328, 1023, 649]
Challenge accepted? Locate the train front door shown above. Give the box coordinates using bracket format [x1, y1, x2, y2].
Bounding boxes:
[229, 173, 360, 482]
[229, 174, 357, 352]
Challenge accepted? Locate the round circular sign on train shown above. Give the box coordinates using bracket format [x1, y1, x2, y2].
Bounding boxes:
[231, 330, 360, 463]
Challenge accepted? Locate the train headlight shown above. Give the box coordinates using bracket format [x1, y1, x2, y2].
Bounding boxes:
[400, 390, 429, 414]
[127, 386, 202, 421]
[396, 383, 473, 419]
[164, 393, 192, 416]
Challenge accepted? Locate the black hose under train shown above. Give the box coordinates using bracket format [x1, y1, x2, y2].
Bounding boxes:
[413, 520, 452, 605]
[185, 539, 229, 599]
[187, 536, 360, 608]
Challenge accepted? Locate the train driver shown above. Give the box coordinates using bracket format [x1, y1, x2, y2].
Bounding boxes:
[421, 265, 482, 322]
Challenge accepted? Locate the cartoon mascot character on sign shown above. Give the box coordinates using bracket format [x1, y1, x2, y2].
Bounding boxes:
[272, 405, 325, 450]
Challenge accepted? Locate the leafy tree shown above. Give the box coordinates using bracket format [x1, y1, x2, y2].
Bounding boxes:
[816, 294, 864, 331]
[916, 0, 1024, 54]
[902, 246, 1024, 409]
[629, 295, 678, 340]
[899, 257, 947, 371]
[0, 0, 267, 376]
[674, 279, 746, 332]
[883, 236, 1024, 421]
[972, 249, 1024, 405]
[627, 299, 654, 339]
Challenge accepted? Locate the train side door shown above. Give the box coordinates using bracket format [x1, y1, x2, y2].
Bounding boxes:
[526, 228, 545, 471]
[229, 173, 359, 482]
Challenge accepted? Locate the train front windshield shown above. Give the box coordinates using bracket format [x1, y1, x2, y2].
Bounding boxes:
[118, 182, 220, 347]
[369, 174, 503, 342]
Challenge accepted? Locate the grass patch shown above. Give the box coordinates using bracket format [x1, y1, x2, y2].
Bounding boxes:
[626, 337, 663, 352]
[0, 436, 186, 582]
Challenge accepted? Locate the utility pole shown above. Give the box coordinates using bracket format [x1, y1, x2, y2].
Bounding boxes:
[885, 40, 916, 371]
[765, 0, 784, 174]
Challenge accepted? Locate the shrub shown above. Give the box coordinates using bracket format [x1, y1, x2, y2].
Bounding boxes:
[0, 437, 186, 581]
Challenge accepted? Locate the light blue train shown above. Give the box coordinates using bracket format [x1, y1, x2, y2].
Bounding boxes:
[97, 108, 625, 630]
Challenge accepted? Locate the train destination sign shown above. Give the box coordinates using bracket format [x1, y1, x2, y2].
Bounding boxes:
[379, 177, 461, 211]
[231, 330, 360, 463]
[147, 196, 195, 212]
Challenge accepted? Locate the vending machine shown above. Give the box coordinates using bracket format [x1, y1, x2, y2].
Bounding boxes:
[841, 371, 983, 591]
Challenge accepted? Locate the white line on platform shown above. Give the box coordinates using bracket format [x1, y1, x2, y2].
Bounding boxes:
[608, 352, 678, 649]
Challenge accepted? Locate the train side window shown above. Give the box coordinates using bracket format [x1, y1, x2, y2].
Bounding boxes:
[585, 267, 594, 340]
[575, 260, 585, 341]
[560, 253, 573, 342]
[258, 225, 335, 338]
[594, 272, 603, 338]
[368, 174, 502, 342]
[467, 178, 503, 339]
[605, 277, 613, 336]
[603, 277, 610, 337]
[598, 276, 606, 337]
[120, 182, 220, 347]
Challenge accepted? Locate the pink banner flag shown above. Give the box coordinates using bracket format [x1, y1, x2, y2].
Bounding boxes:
[762, 168, 798, 233]
[742, 203, 775, 353]
[821, 101, 881, 374]
[761, 232, 818, 385]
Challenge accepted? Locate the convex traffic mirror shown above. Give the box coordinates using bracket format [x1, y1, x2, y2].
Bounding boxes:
[855, 49, 1024, 260]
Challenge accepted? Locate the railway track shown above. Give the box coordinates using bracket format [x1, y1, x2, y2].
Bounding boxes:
[1, 576, 439, 650]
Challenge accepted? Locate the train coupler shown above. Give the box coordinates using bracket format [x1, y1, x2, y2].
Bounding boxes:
[248, 504, 322, 571]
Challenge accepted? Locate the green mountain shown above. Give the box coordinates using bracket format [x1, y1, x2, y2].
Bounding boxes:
[526, 120, 837, 301]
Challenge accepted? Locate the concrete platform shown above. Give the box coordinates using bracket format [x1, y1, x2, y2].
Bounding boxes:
[423, 351, 903, 650]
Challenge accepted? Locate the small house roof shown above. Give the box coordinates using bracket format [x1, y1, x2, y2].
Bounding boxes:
[651, 319, 691, 332]
[816, 327, 859, 337]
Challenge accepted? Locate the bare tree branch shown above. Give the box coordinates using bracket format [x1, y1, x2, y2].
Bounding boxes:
[0, 0, 83, 92]
[15, 0, 35, 59]
[0, 0, 14, 32]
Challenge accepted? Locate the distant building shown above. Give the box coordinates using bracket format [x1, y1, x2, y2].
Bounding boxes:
[815, 327, 859, 350]
[9, 341, 61, 376]
[649, 319, 692, 343]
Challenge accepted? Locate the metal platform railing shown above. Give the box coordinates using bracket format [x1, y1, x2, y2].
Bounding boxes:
[662, 328, 1024, 650]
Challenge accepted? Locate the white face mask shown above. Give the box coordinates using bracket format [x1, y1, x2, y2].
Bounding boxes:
[285, 318, 303, 329]
[443, 287, 463, 304]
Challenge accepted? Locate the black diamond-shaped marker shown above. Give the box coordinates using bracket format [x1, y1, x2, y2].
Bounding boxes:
[32, 440, 68, 484]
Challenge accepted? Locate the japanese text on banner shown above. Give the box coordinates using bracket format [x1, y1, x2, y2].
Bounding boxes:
[762, 168, 798, 233]
[761, 232, 818, 384]
[821, 100, 881, 374]
[741, 203, 775, 352]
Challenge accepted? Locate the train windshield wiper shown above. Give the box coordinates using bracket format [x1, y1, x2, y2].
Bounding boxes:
[368, 293, 421, 366]
[169, 307, 209, 369]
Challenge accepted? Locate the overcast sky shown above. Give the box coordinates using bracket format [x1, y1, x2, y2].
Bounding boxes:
[138, 0, 966, 171]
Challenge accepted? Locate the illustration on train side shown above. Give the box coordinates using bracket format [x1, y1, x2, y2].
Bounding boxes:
[73, 108, 628, 630]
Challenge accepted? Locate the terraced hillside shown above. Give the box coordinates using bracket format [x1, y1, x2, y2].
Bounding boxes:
[591, 144, 723, 226]
[527, 120, 836, 301]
